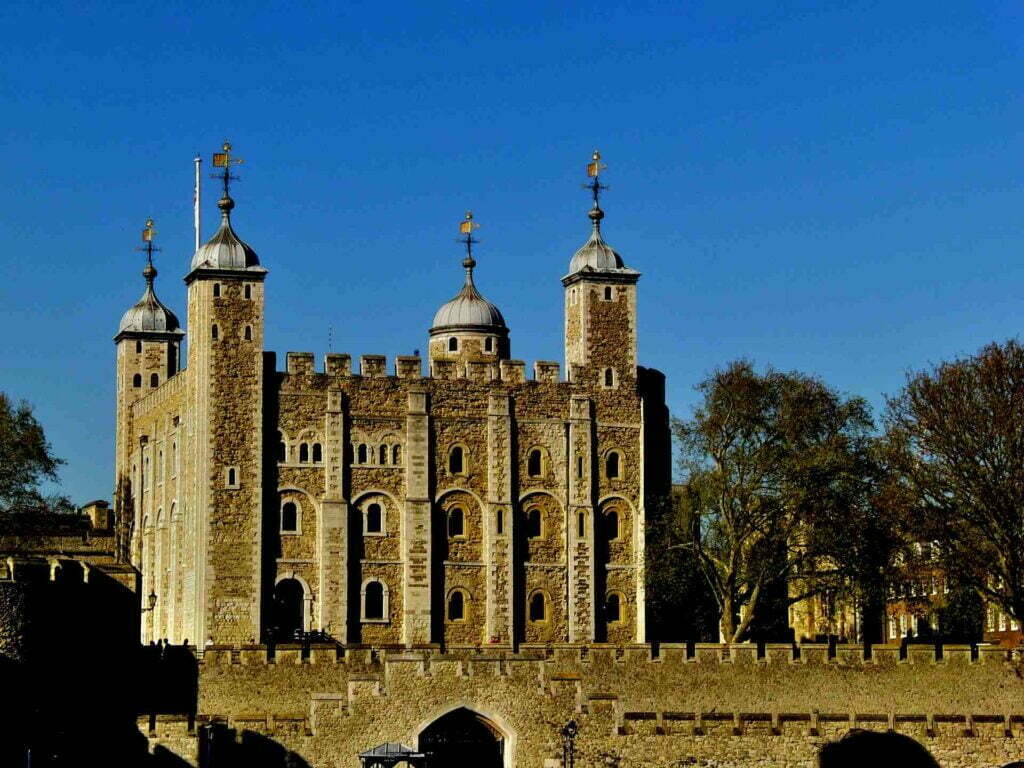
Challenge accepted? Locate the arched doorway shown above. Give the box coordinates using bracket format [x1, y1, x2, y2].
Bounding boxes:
[419, 707, 504, 768]
[271, 578, 304, 641]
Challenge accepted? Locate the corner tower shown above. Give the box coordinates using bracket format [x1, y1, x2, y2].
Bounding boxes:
[114, 220, 183, 550]
[185, 142, 268, 645]
[563, 152, 640, 387]
[429, 212, 510, 371]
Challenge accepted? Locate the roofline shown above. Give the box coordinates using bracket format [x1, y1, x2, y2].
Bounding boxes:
[184, 266, 268, 285]
[114, 328, 185, 344]
[428, 324, 510, 336]
[561, 269, 641, 287]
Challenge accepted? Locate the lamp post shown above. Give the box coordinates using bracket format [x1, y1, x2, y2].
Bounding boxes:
[141, 591, 158, 612]
[561, 720, 578, 768]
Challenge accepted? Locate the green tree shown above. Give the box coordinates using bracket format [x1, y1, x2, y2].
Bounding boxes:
[0, 392, 71, 514]
[673, 361, 876, 642]
[883, 339, 1024, 626]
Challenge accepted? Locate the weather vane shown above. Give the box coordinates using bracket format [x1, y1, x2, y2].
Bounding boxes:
[137, 217, 160, 268]
[458, 210, 480, 262]
[583, 149, 608, 208]
[211, 140, 243, 198]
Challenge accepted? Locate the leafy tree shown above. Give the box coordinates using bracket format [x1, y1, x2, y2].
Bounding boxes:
[0, 392, 71, 514]
[883, 339, 1024, 626]
[672, 361, 875, 642]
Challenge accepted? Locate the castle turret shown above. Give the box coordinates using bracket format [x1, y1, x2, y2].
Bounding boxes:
[562, 152, 640, 387]
[184, 142, 268, 645]
[429, 212, 510, 372]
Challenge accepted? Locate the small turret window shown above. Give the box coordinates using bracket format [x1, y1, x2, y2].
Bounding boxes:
[132, 374, 142, 388]
[485, 337, 494, 353]
[150, 373, 159, 388]
[244, 284, 252, 299]
[578, 511, 586, 538]
[448, 337, 458, 352]
[213, 283, 221, 297]
[135, 340, 142, 354]
[496, 508, 504, 534]
[603, 368, 615, 388]
[225, 467, 239, 489]
[604, 286, 613, 301]
[211, 324, 219, 340]
[244, 325, 252, 341]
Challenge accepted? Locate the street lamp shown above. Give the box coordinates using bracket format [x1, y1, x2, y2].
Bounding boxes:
[561, 720, 578, 768]
[141, 591, 158, 612]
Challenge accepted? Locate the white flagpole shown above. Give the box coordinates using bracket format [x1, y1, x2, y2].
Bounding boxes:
[193, 154, 202, 252]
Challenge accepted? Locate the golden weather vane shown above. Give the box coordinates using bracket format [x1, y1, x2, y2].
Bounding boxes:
[136, 217, 160, 270]
[211, 140, 243, 197]
[583, 149, 609, 208]
[458, 210, 480, 262]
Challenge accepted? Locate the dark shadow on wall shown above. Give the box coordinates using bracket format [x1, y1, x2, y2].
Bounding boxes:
[199, 724, 311, 768]
[818, 729, 940, 768]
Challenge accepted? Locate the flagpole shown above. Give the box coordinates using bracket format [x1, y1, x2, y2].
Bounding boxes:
[193, 154, 202, 252]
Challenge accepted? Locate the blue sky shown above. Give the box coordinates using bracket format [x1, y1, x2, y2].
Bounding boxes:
[0, 1, 1021, 503]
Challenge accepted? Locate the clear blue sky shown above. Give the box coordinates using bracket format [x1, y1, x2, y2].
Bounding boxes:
[1, 1, 1021, 504]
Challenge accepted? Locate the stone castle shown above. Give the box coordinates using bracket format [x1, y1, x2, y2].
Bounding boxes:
[73, 147, 1022, 767]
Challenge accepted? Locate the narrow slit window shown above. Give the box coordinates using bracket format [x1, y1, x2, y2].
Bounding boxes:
[213, 283, 221, 298]
[244, 325, 252, 341]
[448, 591, 465, 621]
[604, 368, 614, 387]
[365, 503, 382, 533]
[448, 507, 465, 537]
[604, 286, 613, 301]
[392, 444, 401, 464]
[496, 508, 503, 534]
[281, 502, 298, 532]
[244, 284, 251, 299]
[577, 456, 584, 478]
[227, 468, 236, 487]
[379, 444, 388, 464]
[577, 511, 586, 538]
[449, 446, 464, 474]
[211, 324, 219, 340]
[278, 441, 286, 462]
[358, 444, 367, 464]
[135, 340, 142, 354]
[484, 337, 494, 352]
[312, 443, 322, 463]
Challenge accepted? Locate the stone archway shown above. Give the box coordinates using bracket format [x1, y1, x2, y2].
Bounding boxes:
[271, 578, 305, 641]
[419, 707, 505, 768]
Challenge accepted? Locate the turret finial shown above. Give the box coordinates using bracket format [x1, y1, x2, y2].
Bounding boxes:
[136, 217, 160, 284]
[582, 150, 608, 231]
[457, 210, 480, 278]
[210, 140, 243, 217]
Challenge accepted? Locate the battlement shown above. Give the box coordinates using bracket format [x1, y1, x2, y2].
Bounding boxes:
[278, 352, 571, 384]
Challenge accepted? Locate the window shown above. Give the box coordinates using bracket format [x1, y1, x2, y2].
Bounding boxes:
[449, 446, 465, 474]
[277, 439, 286, 462]
[365, 503, 382, 534]
[604, 510, 619, 540]
[577, 511, 586, 538]
[577, 456, 584, 479]
[448, 337, 458, 352]
[496, 508, 503, 534]
[135, 340, 142, 354]
[211, 324, 219, 340]
[212, 283, 221, 297]
[448, 590, 466, 621]
[485, 337, 493, 353]
[150, 373, 159, 388]
[311, 443, 322, 463]
[527, 449, 543, 477]
[529, 592, 546, 622]
[132, 374, 142, 388]
[392, 445, 401, 464]
[281, 502, 298, 533]
[604, 286, 613, 301]
[357, 444, 368, 464]
[299, 443, 309, 463]
[606, 593, 621, 623]
[225, 467, 238, 489]
[605, 451, 621, 479]
[364, 581, 385, 620]
[244, 325, 252, 341]
[525, 508, 542, 539]
[379, 445, 387, 465]
[244, 284, 251, 299]
[448, 507, 465, 537]
[603, 368, 615, 388]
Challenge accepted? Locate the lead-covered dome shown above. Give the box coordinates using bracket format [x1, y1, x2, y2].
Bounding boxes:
[431, 257, 507, 332]
[189, 196, 261, 271]
[117, 264, 182, 336]
[568, 206, 626, 273]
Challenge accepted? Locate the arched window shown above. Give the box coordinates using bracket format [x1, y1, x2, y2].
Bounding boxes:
[213, 283, 221, 297]
[312, 443, 322, 463]
[606, 593, 621, 623]
[448, 590, 466, 621]
[272, 578, 304, 640]
[299, 443, 309, 463]
[527, 448, 543, 477]
[485, 337, 494, 353]
[277, 434, 286, 462]
[529, 592, 546, 622]
[365, 503, 382, 534]
[525, 508, 542, 539]
[364, 581, 385, 620]
[392, 444, 401, 464]
[281, 502, 298, 533]
[135, 340, 142, 354]
[244, 284, 251, 299]
[132, 374, 142, 388]
[448, 446, 464, 474]
[448, 507, 464, 537]
[604, 286, 613, 301]
[448, 337, 458, 352]
[604, 510, 619, 540]
[244, 325, 252, 341]
[604, 368, 615, 387]
[227, 467, 236, 487]
[578, 511, 586, 538]
[211, 324, 219, 340]
[357, 444, 367, 464]
[605, 451, 621, 479]
[379, 444, 388, 464]
[150, 373, 159, 388]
